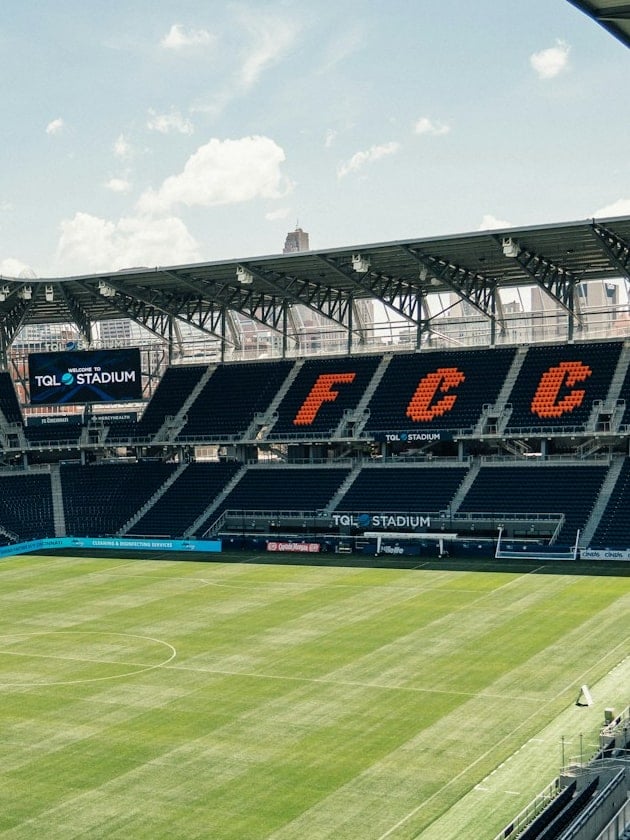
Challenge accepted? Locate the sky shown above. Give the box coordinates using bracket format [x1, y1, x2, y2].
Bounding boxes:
[1, 0, 629, 279]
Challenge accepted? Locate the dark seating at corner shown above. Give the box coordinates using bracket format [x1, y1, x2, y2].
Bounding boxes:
[61, 462, 177, 536]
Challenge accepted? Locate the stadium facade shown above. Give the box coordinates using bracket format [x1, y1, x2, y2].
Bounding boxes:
[0, 217, 629, 562]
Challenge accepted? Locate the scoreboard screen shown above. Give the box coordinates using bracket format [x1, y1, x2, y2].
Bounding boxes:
[28, 348, 142, 405]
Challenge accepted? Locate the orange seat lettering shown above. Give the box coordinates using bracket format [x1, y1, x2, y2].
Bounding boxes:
[293, 373, 357, 425]
[530, 361, 591, 418]
[406, 367, 465, 422]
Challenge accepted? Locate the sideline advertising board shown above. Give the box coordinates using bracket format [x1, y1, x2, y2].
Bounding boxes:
[0, 536, 222, 558]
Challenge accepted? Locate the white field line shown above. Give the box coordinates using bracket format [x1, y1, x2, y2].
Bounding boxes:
[0, 631, 176, 687]
[163, 661, 541, 703]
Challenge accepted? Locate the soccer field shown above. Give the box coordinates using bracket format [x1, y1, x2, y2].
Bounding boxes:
[0, 553, 628, 839]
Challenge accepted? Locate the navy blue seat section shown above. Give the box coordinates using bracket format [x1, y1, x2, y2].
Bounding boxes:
[129, 461, 242, 537]
[0, 371, 22, 423]
[459, 465, 606, 544]
[103, 418, 137, 443]
[337, 466, 467, 514]
[268, 355, 381, 438]
[61, 462, 176, 536]
[177, 360, 293, 439]
[112, 365, 207, 441]
[0, 472, 54, 539]
[364, 348, 516, 433]
[504, 341, 622, 432]
[24, 424, 81, 447]
[591, 459, 630, 548]
[194, 466, 350, 535]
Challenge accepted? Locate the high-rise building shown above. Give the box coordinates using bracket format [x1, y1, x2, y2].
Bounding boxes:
[283, 227, 310, 253]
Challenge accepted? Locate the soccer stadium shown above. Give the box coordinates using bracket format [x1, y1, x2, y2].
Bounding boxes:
[0, 2, 629, 839]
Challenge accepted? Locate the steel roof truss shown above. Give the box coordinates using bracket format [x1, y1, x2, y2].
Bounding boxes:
[509, 244, 583, 321]
[75, 281, 176, 342]
[0, 296, 37, 351]
[590, 222, 630, 280]
[316, 254, 417, 325]
[404, 246, 501, 325]
[57, 285, 92, 343]
[241, 261, 354, 333]
[92, 278, 235, 345]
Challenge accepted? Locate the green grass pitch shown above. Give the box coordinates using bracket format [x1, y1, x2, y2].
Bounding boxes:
[0, 552, 628, 839]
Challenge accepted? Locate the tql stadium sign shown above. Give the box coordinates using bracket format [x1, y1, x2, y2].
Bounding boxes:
[331, 512, 431, 531]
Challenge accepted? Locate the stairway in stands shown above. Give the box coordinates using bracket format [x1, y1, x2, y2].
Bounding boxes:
[474, 346, 527, 435]
[333, 353, 393, 437]
[183, 462, 248, 538]
[118, 461, 189, 535]
[50, 465, 66, 537]
[247, 359, 303, 439]
[153, 364, 216, 444]
[449, 460, 480, 513]
[578, 456, 625, 546]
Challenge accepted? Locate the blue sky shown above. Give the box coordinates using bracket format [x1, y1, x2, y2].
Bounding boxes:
[1, 0, 629, 278]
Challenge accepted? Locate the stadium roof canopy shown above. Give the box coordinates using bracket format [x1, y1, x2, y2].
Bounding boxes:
[2, 216, 630, 353]
[568, 0, 630, 49]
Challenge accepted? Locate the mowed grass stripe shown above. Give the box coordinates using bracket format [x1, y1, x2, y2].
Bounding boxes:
[267, 593, 630, 839]
[0, 556, 627, 839]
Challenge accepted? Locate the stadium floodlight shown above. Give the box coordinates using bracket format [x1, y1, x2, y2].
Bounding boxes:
[98, 280, 116, 297]
[502, 237, 520, 258]
[18, 285, 32, 300]
[236, 265, 253, 284]
[351, 253, 370, 273]
[45, 284, 54, 302]
[0, 285, 9, 302]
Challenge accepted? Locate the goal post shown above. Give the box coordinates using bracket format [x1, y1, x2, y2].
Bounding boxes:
[363, 531, 458, 557]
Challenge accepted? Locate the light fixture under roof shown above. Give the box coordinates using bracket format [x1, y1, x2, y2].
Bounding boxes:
[236, 265, 253, 284]
[351, 253, 370, 273]
[98, 280, 116, 298]
[501, 237, 520, 258]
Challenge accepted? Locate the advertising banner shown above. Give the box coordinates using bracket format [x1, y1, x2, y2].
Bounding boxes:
[26, 414, 83, 426]
[266, 541, 321, 553]
[28, 348, 142, 405]
[580, 548, 630, 561]
[372, 431, 453, 442]
[0, 536, 222, 558]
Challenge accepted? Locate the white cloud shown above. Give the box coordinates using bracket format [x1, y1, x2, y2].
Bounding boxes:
[530, 40, 570, 79]
[161, 24, 214, 50]
[236, 12, 298, 89]
[324, 129, 337, 148]
[593, 198, 630, 218]
[147, 109, 194, 135]
[137, 135, 292, 215]
[317, 26, 364, 75]
[265, 207, 291, 221]
[414, 116, 450, 136]
[105, 177, 132, 194]
[0, 257, 32, 277]
[190, 11, 299, 116]
[46, 118, 65, 136]
[478, 214, 512, 230]
[55, 211, 200, 274]
[337, 141, 400, 179]
[114, 134, 132, 159]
